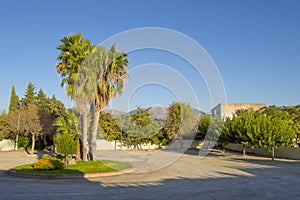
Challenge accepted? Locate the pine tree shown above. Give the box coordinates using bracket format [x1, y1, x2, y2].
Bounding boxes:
[37, 89, 48, 108]
[8, 85, 19, 113]
[21, 82, 36, 106]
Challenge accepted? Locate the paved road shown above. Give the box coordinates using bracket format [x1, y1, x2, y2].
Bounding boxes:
[0, 150, 300, 200]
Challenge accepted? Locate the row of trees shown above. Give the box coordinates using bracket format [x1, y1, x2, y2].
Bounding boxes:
[3, 81, 299, 162]
[98, 102, 200, 150]
[219, 105, 300, 160]
[3, 83, 68, 154]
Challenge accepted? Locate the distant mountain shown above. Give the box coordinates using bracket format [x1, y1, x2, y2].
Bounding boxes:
[104, 106, 209, 120]
[129, 106, 209, 120]
[149, 106, 168, 120]
[193, 109, 210, 119]
[128, 106, 168, 120]
[104, 109, 126, 117]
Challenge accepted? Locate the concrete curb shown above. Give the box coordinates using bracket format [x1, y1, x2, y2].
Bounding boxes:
[8, 167, 136, 179]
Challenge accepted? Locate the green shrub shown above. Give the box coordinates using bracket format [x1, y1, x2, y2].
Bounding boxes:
[18, 135, 31, 149]
[33, 155, 65, 170]
[54, 133, 78, 156]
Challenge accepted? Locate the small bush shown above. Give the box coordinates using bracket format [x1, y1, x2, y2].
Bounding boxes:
[54, 133, 78, 156]
[33, 155, 65, 171]
[18, 135, 31, 149]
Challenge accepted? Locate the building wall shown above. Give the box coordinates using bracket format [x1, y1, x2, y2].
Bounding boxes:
[0, 139, 15, 151]
[225, 143, 300, 160]
[211, 103, 266, 119]
[96, 139, 159, 150]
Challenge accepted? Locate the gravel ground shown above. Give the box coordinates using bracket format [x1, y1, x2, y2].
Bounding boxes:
[0, 149, 300, 200]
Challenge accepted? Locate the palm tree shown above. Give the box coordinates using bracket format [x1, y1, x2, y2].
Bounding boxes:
[89, 44, 128, 160]
[56, 33, 95, 161]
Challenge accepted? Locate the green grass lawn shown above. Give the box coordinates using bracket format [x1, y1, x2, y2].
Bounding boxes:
[12, 160, 132, 174]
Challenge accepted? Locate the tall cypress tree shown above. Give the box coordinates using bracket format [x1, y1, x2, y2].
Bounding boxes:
[8, 85, 19, 113]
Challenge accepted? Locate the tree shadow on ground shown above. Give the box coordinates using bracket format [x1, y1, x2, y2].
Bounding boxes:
[1, 150, 300, 200]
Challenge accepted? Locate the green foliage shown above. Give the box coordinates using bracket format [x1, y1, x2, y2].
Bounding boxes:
[196, 115, 211, 140]
[56, 33, 96, 96]
[8, 85, 19, 113]
[254, 114, 294, 149]
[206, 116, 223, 142]
[53, 111, 79, 136]
[53, 111, 79, 156]
[164, 102, 197, 140]
[0, 113, 8, 140]
[33, 155, 64, 171]
[54, 132, 78, 156]
[221, 105, 298, 158]
[20, 82, 36, 106]
[17, 135, 31, 149]
[99, 112, 121, 141]
[118, 107, 161, 149]
[131, 107, 152, 127]
[149, 128, 170, 147]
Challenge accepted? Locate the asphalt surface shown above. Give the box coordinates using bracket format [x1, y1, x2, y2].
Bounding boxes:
[0, 150, 300, 200]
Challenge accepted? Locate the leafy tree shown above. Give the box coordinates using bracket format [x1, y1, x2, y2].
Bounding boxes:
[0, 112, 8, 140]
[7, 107, 25, 150]
[53, 111, 79, 156]
[205, 116, 223, 148]
[195, 115, 211, 140]
[282, 105, 300, 146]
[220, 117, 237, 149]
[56, 33, 95, 161]
[256, 107, 295, 160]
[164, 102, 197, 141]
[149, 128, 170, 148]
[36, 89, 53, 149]
[122, 107, 160, 150]
[130, 107, 152, 127]
[25, 104, 43, 154]
[98, 112, 122, 142]
[8, 85, 19, 113]
[221, 109, 257, 156]
[222, 106, 296, 160]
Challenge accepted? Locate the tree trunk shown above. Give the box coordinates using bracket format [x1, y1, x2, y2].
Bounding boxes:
[89, 109, 100, 161]
[222, 143, 226, 153]
[15, 133, 19, 151]
[271, 147, 275, 161]
[243, 146, 247, 157]
[81, 112, 88, 161]
[31, 134, 35, 155]
[76, 138, 81, 160]
[120, 132, 123, 150]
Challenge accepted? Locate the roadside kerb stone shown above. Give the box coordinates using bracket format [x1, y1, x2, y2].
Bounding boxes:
[7, 167, 136, 179]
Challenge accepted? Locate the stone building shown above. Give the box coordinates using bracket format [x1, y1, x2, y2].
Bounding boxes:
[211, 103, 266, 119]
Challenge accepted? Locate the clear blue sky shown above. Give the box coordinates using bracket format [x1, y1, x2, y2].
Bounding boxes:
[1, 0, 299, 113]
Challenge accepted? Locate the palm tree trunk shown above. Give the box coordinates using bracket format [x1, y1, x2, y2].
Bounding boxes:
[89, 109, 100, 161]
[31, 133, 35, 155]
[76, 138, 81, 160]
[81, 112, 88, 161]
